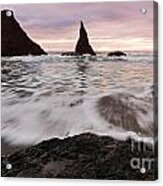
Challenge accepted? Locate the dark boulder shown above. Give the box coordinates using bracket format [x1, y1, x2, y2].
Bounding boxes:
[61, 51, 78, 56]
[75, 21, 96, 56]
[108, 51, 127, 57]
[1, 9, 47, 56]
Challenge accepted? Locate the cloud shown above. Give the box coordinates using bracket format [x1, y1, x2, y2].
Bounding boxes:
[1, 2, 154, 51]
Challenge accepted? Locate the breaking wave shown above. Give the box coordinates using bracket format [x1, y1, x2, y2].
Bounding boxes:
[1, 52, 155, 146]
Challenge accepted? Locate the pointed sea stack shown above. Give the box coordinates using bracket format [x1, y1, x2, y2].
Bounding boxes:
[1, 9, 47, 56]
[75, 21, 96, 56]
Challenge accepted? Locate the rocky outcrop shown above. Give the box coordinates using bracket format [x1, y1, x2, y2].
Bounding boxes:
[1, 9, 47, 56]
[1, 133, 157, 180]
[61, 51, 78, 56]
[108, 51, 127, 57]
[75, 21, 96, 56]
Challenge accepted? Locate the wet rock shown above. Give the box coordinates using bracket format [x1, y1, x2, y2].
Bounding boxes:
[108, 51, 127, 57]
[1, 133, 157, 180]
[75, 21, 96, 56]
[69, 99, 83, 107]
[1, 9, 47, 56]
[61, 52, 78, 56]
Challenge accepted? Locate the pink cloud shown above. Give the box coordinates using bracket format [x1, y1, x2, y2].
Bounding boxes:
[1, 1, 155, 52]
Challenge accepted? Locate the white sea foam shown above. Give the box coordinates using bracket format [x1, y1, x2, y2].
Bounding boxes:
[1, 53, 153, 64]
[1, 52, 155, 146]
[1, 90, 154, 146]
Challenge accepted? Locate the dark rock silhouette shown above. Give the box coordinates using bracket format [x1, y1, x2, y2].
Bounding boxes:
[61, 51, 77, 56]
[108, 51, 127, 57]
[1, 9, 47, 56]
[75, 21, 96, 56]
[1, 133, 157, 180]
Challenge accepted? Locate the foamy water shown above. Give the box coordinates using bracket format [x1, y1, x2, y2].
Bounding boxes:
[1, 52, 155, 146]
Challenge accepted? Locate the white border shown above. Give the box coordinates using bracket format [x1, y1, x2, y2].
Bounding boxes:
[0, 0, 162, 185]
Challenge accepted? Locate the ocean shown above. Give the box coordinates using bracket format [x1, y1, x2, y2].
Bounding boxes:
[1, 51, 155, 150]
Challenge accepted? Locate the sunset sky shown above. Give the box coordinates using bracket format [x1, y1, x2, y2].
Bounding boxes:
[1, 1, 154, 52]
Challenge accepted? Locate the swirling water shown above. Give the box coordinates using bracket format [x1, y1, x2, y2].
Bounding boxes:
[1, 52, 155, 147]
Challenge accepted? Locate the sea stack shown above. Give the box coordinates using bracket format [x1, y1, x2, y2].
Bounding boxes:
[75, 21, 96, 56]
[108, 51, 127, 57]
[1, 9, 47, 56]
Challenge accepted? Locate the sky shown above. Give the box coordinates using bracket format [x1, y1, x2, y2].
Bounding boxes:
[1, 1, 154, 52]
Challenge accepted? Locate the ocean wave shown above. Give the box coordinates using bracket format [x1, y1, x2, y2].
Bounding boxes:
[1, 53, 155, 146]
[1, 86, 155, 146]
[1, 53, 153, 63]
[97, 91, 154, 137]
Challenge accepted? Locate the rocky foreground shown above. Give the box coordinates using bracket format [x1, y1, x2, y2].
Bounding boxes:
[1, 133, 157, 180]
